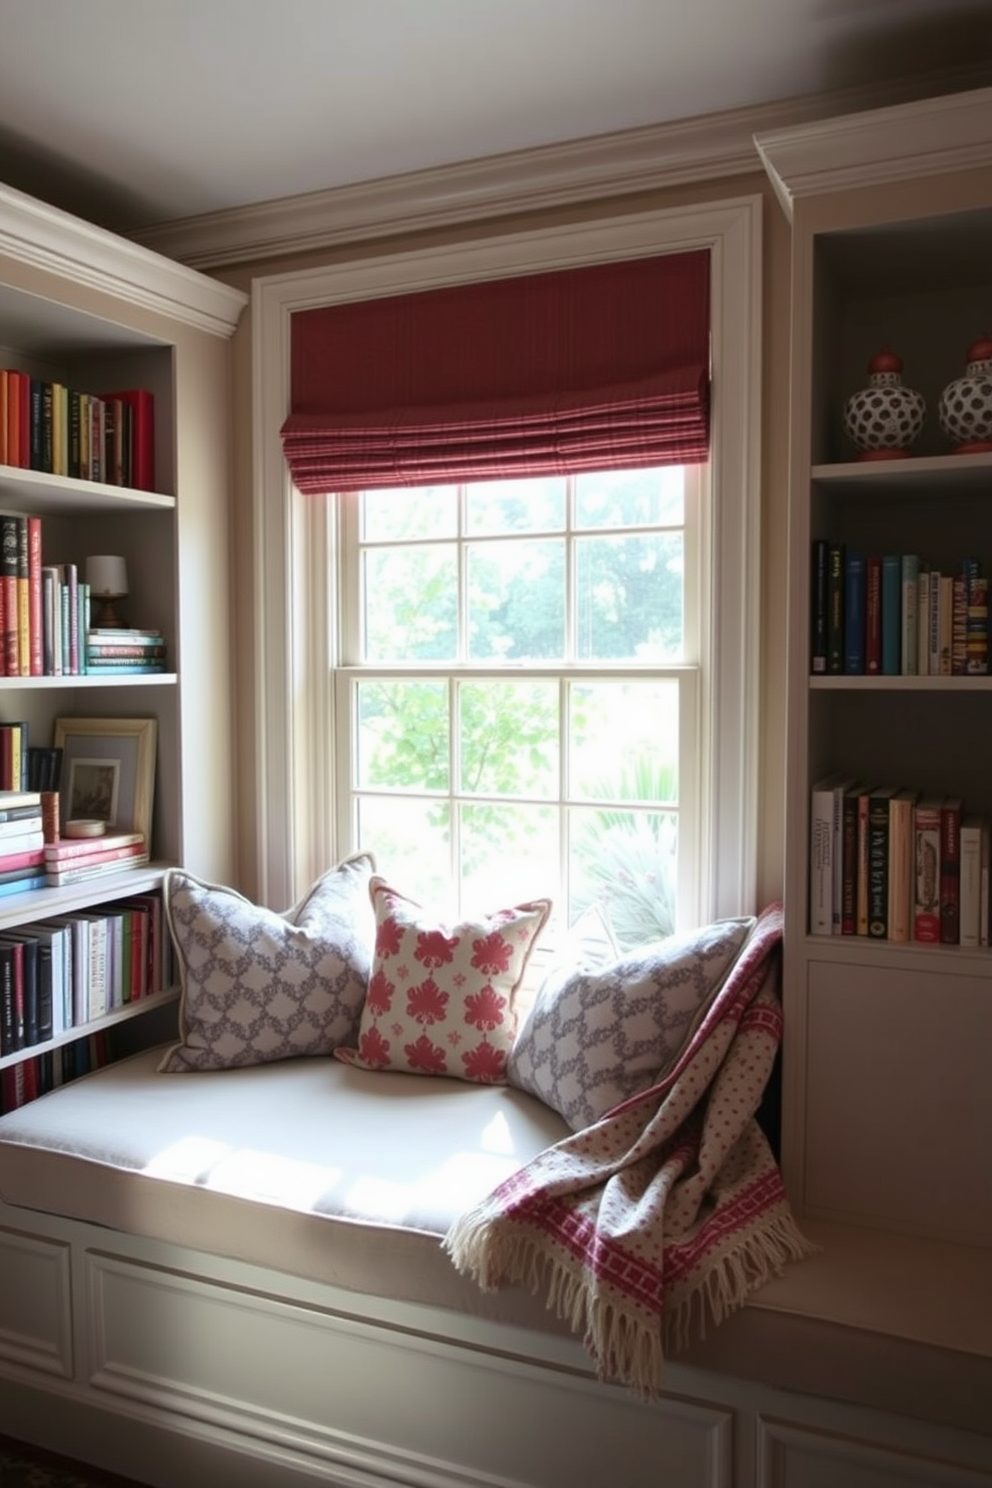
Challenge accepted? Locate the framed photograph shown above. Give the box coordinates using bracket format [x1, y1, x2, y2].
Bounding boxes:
[53, 717, 157, 841]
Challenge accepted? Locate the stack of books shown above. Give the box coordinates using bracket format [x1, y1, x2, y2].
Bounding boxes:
[84, 628, 166, 676]
[44, 831, 149, 887]
[0, 790, 46, 897]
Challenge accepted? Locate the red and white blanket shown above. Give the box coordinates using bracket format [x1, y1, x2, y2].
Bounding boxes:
[445, 903, 815, 1398]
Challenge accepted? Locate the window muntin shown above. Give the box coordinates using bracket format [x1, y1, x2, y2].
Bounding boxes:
[336, 466, 698, 945]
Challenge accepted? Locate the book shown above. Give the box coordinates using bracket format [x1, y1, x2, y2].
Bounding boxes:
[82, 661, 167, 675]
[0, 811, 42, 839]
[85, 640, 167, 659]
[881, 554, 901, 675]
[866, 785, 900, 938]
[809, 772, 856, 935]
[959, 814, 987, 949]
[951, 572, 967, 676]
[839, 781, 863, 935]
[44, 830, 144, 862]
[916, 568, 930, 677]
[0, 933, 39, 1047]
[843, 550, 866, 674]
[900, 554, 919, 675]
[44, 853, 150, 888]
[865, 554, 882, 675]
[810, 538, 828, 674]
[0, 828, 44, 855]
[0, 939, 24, 1052]
[938, 573, 953, 675]
[26, 513, 41, 676]
[827, 543, 844, 673]
[44, 842, 147, 882]
[964, 558, 988, 675]
[0, 512, 19, 676]
[887, 788, 918, 943]
[0, 847, 45, 873]
[101, 388, 154, 490]
[854, 782, 877, 936]
[939, 796, 963, 946]
[0, 789, 42, 809]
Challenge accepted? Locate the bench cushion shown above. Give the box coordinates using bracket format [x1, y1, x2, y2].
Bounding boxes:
[0, 1044, 571, 1328]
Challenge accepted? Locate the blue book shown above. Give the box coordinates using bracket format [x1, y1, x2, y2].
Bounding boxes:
[843, 550, 866, 674]
[881, 554, 901, 675]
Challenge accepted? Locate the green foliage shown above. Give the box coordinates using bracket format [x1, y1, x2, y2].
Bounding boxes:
[571, 754, 678, 949]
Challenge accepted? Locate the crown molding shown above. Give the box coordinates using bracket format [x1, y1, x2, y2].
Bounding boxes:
[0, 180, 246, 336]
[131, 63, 992, 271]
[756, 84, 992, 221]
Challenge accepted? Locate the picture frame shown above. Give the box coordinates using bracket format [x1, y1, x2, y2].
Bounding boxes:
[52, 717, 157, 842]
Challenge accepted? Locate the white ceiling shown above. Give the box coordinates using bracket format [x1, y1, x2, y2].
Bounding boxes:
[0, 0, 990, 236]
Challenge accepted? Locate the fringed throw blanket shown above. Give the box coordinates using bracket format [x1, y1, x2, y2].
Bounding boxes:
[444, 903, 814, 1398]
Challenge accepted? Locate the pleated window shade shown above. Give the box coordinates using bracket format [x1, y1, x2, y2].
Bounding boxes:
[281, 249, 710, 493]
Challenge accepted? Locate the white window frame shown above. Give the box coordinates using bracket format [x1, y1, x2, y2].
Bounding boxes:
[251, 197, 763, 917]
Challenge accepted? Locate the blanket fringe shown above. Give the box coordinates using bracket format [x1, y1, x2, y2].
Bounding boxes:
[445, 1205, 819, 1401]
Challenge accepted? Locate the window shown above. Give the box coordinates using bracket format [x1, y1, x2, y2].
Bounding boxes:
[334, 464, 700, 943]
[251, 199, 761, 928]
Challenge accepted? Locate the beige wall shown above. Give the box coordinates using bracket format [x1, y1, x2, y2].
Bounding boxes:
[215, 170, 792, 910]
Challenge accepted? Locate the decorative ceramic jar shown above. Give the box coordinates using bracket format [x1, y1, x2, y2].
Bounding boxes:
[938, 334, 992, 454]
[843, 347, 926, 460]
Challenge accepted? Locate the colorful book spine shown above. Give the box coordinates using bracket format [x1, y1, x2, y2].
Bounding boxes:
[827, 543, 844, 674]
[867, 785, 899, 938]
[939, 797, 963, 946]
[912, 797, 942, 943]
[810, 538, 828, 674]
[843, 550, 866, 675]
[887, 788, 918, 943]
[881, 553, 901, 675]
[865, 555, 882, 676]
[959, 814, 987, 949]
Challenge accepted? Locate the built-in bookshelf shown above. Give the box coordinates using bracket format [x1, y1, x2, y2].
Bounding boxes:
[0, 181, 246, 1105]
[758, 88, 992, 1251]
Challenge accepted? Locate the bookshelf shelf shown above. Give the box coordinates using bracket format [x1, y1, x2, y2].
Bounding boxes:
[0, 463, 175, 514]
[758, 88, 992, 1254]
[0, 182, 245, 1108]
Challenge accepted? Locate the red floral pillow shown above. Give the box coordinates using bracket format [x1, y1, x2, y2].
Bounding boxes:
[334, 876, 551, 1083]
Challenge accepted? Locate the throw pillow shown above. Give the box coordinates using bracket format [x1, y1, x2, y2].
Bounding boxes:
[507, 914, 755, 1130]
[334, 876, 551, 1084]
[158, 853, 377, 1073]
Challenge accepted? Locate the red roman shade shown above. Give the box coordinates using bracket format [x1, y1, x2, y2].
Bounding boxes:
[281, 249, 710, 493]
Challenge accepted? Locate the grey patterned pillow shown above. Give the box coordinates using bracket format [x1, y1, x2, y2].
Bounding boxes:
[158, 854, 376, 1073]
[507, 915, 755, 1130]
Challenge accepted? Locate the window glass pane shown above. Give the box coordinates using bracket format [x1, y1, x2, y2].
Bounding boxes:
[363, 544, 457, 661]
[357, 796, 451, 907]
[467, 538, 565, 660]
[356, 679, 449, 791]
[574, 466, 684, 528]
[458, 679, 559, 798]
[460, 801, 559, 913]
[568, 680, 679, 803]
[465, 477, 565, 534]
[362, 485, 457, 541]
[568, 805, 678, 950]
[575, 532, 683, 661]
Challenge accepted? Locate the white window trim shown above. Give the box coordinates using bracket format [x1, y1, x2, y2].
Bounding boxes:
[251, 196, 763, 916]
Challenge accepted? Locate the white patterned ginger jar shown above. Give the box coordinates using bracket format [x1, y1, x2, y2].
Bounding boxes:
[843, 347, 925, 461]
[938, 334, 992, 454]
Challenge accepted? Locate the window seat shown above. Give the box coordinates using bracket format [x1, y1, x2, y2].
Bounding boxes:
[0, 1046, 989, 1488]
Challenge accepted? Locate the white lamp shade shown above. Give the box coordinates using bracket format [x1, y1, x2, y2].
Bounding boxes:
[86, 555, 129, 597]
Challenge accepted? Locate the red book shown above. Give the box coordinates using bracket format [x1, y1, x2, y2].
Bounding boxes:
[101, 388, 154, 491]
[939, 796, 963, 945]
[865, 555, 882, 675]
[6, 370, 30, 468]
